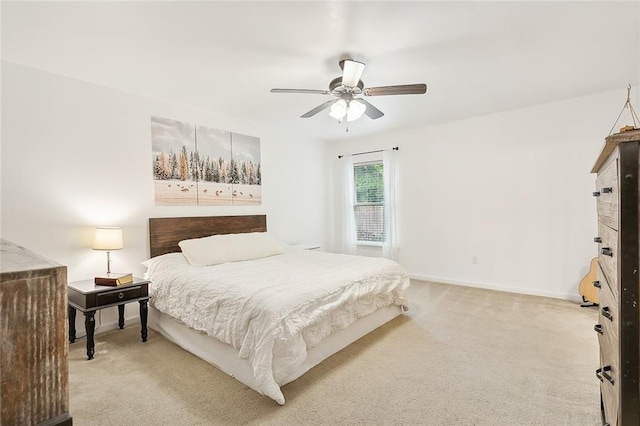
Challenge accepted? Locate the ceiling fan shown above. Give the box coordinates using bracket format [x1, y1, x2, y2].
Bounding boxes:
[271, 58, 427, 122]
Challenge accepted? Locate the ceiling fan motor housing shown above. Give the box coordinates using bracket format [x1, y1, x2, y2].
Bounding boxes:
[329, 77, 364, 95]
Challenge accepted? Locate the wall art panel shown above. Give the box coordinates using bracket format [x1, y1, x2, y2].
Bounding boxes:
[151, 116, 261, 206]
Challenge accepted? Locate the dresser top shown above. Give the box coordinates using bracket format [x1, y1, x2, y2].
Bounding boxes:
[592, 129, 640, 173]
[0, 239, 62, 275]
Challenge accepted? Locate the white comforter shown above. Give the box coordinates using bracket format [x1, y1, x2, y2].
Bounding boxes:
[143, 250, 410, 404]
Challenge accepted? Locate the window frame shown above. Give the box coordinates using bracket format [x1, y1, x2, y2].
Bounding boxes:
[352, 158, 385, 246]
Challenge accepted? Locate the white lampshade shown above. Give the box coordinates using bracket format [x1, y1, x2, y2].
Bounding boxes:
[92, 227, 123, 250]
[342, 60, 365, 88]
[329, 99, 348, 121]
[346, 99, 366, 122]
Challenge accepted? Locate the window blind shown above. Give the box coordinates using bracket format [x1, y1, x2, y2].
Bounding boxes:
[353, 161, 385, 243]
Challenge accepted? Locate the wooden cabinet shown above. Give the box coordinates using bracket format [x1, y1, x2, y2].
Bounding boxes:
[0, 239, 72, 425]
[591, 130, 640, 426]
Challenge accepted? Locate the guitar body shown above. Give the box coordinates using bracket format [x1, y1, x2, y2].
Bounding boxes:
[578, 257, 600, 306]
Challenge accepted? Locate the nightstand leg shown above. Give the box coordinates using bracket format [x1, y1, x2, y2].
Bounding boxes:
[68, 306, 76, 343]
[139, 300, 148, 342]
[118, 304, 125, 329]
[84, 311, 95, 360]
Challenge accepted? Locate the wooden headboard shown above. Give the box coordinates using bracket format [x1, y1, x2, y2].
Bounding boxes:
[149, 215, 267, 258]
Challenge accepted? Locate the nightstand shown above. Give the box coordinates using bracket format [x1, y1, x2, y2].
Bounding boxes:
[67, 278, 150, 360]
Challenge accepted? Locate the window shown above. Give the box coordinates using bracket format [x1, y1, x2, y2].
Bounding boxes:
[353, 160, 384, 243]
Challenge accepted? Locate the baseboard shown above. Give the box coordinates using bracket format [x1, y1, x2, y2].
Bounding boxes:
[408, 274, 582, 303]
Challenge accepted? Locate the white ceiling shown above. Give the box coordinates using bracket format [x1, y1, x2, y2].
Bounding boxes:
[2, 1, 639, 141]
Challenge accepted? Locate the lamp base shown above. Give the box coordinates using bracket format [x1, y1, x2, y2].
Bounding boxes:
[106, 251, 112, 274]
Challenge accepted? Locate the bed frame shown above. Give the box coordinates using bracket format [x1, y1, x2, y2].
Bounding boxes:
[147, 215, 403, 403]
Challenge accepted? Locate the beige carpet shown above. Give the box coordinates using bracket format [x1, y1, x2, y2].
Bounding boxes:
[68, 281, 601, 425]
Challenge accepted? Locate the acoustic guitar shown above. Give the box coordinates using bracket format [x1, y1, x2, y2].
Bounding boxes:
[578, 257, 600, 307]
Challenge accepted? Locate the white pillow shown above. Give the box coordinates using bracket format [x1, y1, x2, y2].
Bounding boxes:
[178, 232, 285, 266]
[141, 252, 188, 281]
[141, 252, 187, 269]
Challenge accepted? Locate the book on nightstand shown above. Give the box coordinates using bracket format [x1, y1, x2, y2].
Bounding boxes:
[94, 273, 134, 286]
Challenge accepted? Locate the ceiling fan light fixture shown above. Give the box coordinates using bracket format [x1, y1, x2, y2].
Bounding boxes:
[329, 99, 348, 121]
[346, 99, 366, 122]
[342, 60, 365, 88]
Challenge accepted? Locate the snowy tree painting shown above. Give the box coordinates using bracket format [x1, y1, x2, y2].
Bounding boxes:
[151, 116, 261, 206]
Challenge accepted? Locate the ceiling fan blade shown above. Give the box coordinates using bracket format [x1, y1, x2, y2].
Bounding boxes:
[358, 99, 384, 120]
[363, 84, 427, 96]
[301, 99, 337, 118]
[342, 60, 365, 88]
[271, 88, 331, 95]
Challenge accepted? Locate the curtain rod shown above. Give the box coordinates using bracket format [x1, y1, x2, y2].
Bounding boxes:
[338, 146, 398, 159]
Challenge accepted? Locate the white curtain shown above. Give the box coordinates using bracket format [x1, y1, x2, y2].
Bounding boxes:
[382, 150, 399, 261]
[341, 155, 357, 254]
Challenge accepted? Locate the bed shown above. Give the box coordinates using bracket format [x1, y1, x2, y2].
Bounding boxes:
[145, 215, 410, 405]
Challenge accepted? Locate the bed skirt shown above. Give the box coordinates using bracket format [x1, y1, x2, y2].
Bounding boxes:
[148, 304, 404, 400]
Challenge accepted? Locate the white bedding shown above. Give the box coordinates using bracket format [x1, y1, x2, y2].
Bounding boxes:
[144, 250, 410, 405]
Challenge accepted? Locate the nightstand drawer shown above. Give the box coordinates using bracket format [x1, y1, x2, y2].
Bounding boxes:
[68, 279, 149, 310]
[95, 285, 144, 306]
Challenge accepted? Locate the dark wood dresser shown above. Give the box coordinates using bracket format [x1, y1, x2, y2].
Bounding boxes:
[591, 129, 640, 426]
[0, 239, 72, 425]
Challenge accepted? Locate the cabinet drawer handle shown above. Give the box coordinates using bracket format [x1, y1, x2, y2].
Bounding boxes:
[594, 237, 602, 243]
[118, 292, 125, 300]
[595, 367, 614, 384]
[601, 187, 613, 194]
[594, 324, 603, 334]
[600, 247, 613, 257]
[601, 366, 614, 385]
[601, 307, 613, 321]
[592, 280, 601, 289]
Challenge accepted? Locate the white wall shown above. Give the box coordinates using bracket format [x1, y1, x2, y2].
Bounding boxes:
[3, 59, 637, 326]
[327, 89, 632, 301]
[1, 61, 327, 333]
